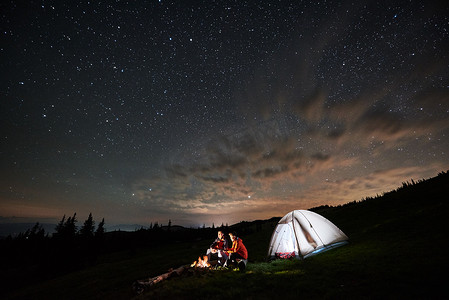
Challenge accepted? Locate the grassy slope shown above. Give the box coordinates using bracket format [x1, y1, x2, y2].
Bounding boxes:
[4, 173, 448, 299]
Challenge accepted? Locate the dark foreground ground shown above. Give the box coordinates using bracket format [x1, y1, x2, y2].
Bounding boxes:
[2, 172, 448, 299]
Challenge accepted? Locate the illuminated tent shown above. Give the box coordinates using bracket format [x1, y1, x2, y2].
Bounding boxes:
[267, 210, 349, 259]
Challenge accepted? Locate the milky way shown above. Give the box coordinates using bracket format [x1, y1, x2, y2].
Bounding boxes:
[1, 1, 448, 227]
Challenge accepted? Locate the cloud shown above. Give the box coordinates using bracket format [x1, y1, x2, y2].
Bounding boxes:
[0, 197, 66, 221]
[292, 88, 327, 123]
[291, 163, 447, 212]
[292, 85, 449, 152]
[132, 124, 342, 216]
[354, 107, 410, 140]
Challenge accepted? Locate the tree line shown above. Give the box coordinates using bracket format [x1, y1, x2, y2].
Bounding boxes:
[0, 212, 107, 289]
[53, 212, 105, 241]
[9, 212, 106, 243]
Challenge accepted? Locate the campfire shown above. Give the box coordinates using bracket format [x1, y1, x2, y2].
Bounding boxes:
[191, 255, 211, 268]
[133, 255, 215, 294]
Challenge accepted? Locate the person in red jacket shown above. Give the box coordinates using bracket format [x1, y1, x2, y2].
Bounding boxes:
[225, 232, 248, 270]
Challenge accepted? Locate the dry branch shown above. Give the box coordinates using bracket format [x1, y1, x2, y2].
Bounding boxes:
[132, 261, 218, 294]
[132, 264, 189, 294]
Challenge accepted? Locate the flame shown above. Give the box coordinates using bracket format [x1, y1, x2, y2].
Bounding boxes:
[191, 255, 210, 268]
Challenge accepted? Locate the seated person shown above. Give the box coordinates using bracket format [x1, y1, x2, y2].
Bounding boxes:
[206, 230, 229, 265]
[225, 231, 248, 270]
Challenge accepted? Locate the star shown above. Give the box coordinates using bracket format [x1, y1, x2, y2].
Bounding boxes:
[0, 0, 447, 229]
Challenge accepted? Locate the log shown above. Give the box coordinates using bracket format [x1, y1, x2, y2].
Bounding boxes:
[132, 264, 189, 294]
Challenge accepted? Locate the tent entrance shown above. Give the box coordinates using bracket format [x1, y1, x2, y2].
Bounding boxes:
[267, 210, 349, 260]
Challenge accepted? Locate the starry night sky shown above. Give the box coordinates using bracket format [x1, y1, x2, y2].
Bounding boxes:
[1, 0, 448, 228]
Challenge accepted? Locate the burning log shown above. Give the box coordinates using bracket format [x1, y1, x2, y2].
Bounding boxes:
[133, 256, 216, 294]
[191, 255, 211, 268]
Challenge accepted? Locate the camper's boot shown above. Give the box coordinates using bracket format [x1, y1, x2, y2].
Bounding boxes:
[238, 260, 246, 271]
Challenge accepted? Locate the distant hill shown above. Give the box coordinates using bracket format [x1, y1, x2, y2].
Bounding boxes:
[0, 223, 56, 239]
[308, 169, 449, 235]
[315, 169, 448, 209]
[0, 222, 152, 239]
[106, 224, 149, 232]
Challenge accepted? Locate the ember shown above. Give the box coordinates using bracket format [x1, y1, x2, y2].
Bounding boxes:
[191, 255, 211, 268]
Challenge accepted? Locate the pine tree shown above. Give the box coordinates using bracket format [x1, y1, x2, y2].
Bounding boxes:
[80, 213, 95, 238]
[52, 213, 78, 244]
[29, 222, 45, 240]
[54, 215, 66, 237]
[95, 218, 105, 237]
[64, 213, 78, 239]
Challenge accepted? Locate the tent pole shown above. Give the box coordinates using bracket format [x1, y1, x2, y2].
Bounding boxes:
[291, 211, 302, 259]
[299, 210, 326, 247]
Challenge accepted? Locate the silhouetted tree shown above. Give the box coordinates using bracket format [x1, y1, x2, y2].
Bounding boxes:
[29, 222, 45, 240]
[79, 213, 95, 239]
[95, 218, 105, 238]
[65, 213, 78, 239]
[53, 213, 78, 241]
[54, 215, 66, 238]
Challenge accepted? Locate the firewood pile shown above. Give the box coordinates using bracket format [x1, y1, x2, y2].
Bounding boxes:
[132, 256, 215, 294]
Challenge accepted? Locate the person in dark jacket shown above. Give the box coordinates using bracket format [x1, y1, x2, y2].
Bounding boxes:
[206, 230, 229, 265]
[225, 232, 248, 270]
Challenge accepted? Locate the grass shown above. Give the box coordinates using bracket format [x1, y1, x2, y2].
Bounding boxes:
[3, 173, 448, 299]
[135, 239, 445, 300]
[2, 240, 210, 300]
